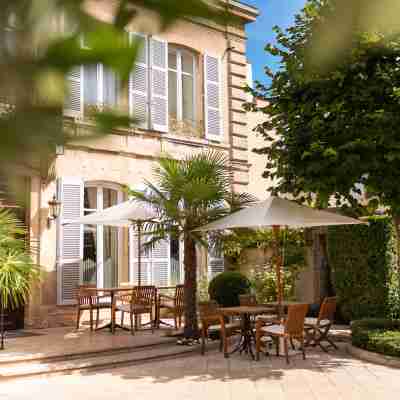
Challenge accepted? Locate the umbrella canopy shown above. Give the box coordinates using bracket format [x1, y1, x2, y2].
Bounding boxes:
[196, 196, 364, 317]
[65, 199, 156, 287]
[67, 199, 156, 227]
[196, 196, 364, 231]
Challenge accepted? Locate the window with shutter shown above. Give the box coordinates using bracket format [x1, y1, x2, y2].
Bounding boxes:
[204, 54, 222, 141]
[57, 177, 84, 305]
[129, 231, 172, 286]
[208, 243, 224, 280]
[150, 37, 168, 132]
[129, 32, 149, 129]
[64, 66, 83, 118]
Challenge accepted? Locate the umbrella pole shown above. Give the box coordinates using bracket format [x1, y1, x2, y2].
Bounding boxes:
[137, 221, 142, 287]
[273, 225, 283, 319]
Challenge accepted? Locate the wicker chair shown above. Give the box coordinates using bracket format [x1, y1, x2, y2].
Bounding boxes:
[157, 284, 184, 329]
[304, 296, 338, 351]
[199, 300, 240, 358]
[76, 285, 112, 331]
[256, 303, 309, 364]
[115, 286, 156, 334]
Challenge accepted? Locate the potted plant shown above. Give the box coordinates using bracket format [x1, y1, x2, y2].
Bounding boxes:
[0, 209, 40, 349]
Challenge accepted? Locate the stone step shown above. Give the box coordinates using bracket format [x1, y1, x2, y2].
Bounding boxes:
[0, 341, 205, 381]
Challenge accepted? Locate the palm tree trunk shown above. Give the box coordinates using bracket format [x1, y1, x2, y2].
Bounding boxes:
[183, 234, 199, 338]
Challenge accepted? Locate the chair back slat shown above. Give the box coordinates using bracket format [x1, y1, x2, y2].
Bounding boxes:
[318, 296, 336, 322]
[199, 300, 220, 325]
[77, 284, 96, 305]
[285, 304, 309, 336]
[135, 285, 156, 306]
[175, 284, 185, 311]
[239, 294, 257, 306]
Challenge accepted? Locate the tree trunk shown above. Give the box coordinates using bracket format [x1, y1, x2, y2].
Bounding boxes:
[393, 215, 400, 273]
[183, 234, 199, 338]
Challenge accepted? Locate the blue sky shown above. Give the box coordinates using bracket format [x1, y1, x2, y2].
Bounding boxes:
[245, 0, 307, 83]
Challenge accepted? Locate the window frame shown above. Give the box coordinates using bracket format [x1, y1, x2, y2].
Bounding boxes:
[168, 46, 197, 124]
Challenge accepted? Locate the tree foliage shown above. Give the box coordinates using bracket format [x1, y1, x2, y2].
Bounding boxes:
[249, 0, 400, 215]
[129, 151, 255, 337]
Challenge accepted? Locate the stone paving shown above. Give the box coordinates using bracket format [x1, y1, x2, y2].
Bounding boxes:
[1, 343, 399, 399]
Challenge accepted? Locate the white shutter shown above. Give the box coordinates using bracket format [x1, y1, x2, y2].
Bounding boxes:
[57, 177, 84, 305]
[208, 245, 224, 280]
[64, 66, 83, 118]
[129, 32, 149, 129]
[151, 239, 170, 287]
[204, 54, 222, 141]
[129, 227, 152, 285]
[150, 37, 168, 132]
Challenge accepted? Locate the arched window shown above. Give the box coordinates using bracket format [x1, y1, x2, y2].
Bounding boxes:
[82, 183, 124, 288]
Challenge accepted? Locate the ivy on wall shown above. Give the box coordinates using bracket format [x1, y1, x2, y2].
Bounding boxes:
[328, 216, 400, 321]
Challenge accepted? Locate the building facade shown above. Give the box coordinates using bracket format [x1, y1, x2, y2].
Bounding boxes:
[2, 1, 259, 328]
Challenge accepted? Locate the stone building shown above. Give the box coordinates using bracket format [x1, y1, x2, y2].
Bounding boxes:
[1, 1, 260, 328]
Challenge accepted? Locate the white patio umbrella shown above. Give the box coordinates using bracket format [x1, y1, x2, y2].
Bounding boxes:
[66, 199, 156, 286]
[197, 196, 365, 315]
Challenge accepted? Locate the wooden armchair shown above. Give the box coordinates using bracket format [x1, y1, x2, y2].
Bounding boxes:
[157, 285, 184, 329]
[304, 296, 338, 351]
[199, 301, 240, 358]
[76, 285, 111, 331]
[256, 303, 309, 364]
[115, 286, 156, 334]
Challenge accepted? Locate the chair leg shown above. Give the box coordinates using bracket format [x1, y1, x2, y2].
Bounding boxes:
[284, 337, 289, 364]
[223, 335, 229, 358]
[174, 316, 178, 330]
[201, 328, 206, 355]
[301, 337, 306, 360]
[121, 311, 124, 327]
[178, 315, 182, 328]
[89, 308, 93, 331]
[129, 312, 134, 335]
[76, 308, 81, 330]
[96, 308, 100, 329]
[275, 337, 280, 357]
[290, 338, 296, 350]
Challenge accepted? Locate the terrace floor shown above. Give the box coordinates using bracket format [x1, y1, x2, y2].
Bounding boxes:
[1, 341, 399, 400]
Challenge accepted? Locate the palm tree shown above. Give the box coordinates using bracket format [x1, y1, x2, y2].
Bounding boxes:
[129, 151, 255, 338]
[0, 209, 40, 349]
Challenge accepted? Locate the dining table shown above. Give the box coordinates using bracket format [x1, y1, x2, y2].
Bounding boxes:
[85, 286, 134, 333]
[220, 305, 276, 359]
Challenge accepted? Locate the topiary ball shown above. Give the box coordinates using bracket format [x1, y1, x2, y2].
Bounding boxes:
[208, 271, 251, 307]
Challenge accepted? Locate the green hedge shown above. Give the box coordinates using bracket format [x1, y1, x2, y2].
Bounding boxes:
[351, 319, 400, 358]
[328, 216, 400, 322]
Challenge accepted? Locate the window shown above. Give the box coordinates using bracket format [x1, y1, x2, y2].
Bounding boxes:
[82, 185, 123, 288]
[168, 47, 196, 124]
[83, 64, 119, 109]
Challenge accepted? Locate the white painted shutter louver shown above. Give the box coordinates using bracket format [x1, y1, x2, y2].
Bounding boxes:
[204, 55, 222, 140]
[208, 245, 224, 280]
[129, 33, 149, 128]
[129, 228, 152, 285]
[64, 66, 83, 118]
[152, 239, 170, 287]
[57, 177, 84, 305]
[150, 37, 168, 132]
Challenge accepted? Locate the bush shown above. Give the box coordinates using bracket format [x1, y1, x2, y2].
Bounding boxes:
[208, 271, 251, 307]
[327, 216, 400, 322]
[351, 319, 400, 358]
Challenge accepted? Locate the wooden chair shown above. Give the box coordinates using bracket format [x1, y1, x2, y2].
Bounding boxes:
[239, 294, 257, 306]
[304, 296, 338, 351]
[157, 285, 184, 329]
[256, 303, 309, 364]
[115, 285, 156, 334]
[199, 301, 240, 358]
[76, 285, 112, 331]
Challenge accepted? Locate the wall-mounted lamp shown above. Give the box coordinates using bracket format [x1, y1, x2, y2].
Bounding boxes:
[48, 195, 62, 228]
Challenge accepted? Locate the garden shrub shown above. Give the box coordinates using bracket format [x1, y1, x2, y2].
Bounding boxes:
[351, 319, 400, 358]
[328, 216, 400, 322]
[208, 271, 251, 307]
